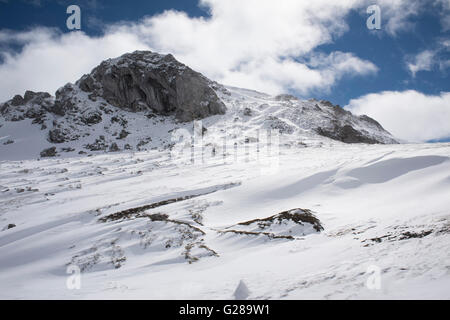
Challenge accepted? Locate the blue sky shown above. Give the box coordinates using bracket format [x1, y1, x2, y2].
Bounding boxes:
[318, 10, 449, 105]
[0, 1, 207, 33]
[0, 0, 449, 142]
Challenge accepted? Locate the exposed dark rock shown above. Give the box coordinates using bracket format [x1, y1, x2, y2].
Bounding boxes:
[25, 108, 45, 120]
[243, 107, 253, 116]
[147, 213, 170, 222]
[3, 139, 14, 145]
[1, 92, 53, 124]
[0, 103, 7, 115]
[24, 91, 51, 104]
[362, 228, 435, 247]
[117, 129, 129, 140]
[11, 95, 24, 106]
[109, 143, 120, 152]
[275, 94, 299, 101]
[221, 208, 323, 240]
[48, 129, 68, 143]
[398, 230, 433, 240]
[220, 229, 295, 240]
[9, 115, 24, 122]
[237, 208, 323, 232]
[331, 104, 349, 116]
[77, 50, 226, 121]
[85, 136, 107, 151]
[319, 100, 334, 107]
[244, 137, 258, 143]
[111, 116, 128, 127]
[51, 84, 78, 116]
[266, 116, 295, 134]
[2, 223, 16, 231]
[81, 110, 102, 125]
[358, 115, 384, 130]
[99, 183, 240, 223]
[136, 137, 152, 150]
[317, 125, 380, 144]
[0, 50, 398, 155]
[313, 104, 322, 111]
[40, 147, 57, 158]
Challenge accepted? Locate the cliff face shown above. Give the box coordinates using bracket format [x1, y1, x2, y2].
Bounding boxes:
[76, 51, 226, 122]
[0, 50, 227, 124]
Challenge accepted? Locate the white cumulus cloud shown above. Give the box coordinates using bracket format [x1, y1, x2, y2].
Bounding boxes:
[405, 38, 450, 76]
[375, 0, 423, 35]
[406, 50, 436, 77]
[0, 28, 150, 102]
[345, 90, 450, 142]
[434, 0, 450, 30]
[0, 0, 381, 102]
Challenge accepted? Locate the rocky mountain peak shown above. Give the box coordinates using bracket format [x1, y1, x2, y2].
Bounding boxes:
[0, 50, 398, 160]
[76, 50, 227, 121]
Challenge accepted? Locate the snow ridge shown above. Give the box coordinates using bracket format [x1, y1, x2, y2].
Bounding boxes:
[0, 50, 397, 161]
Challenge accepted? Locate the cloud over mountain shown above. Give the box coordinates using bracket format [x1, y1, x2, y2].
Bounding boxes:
[345, 90, 450, 142]
[0, 0, 383, 102]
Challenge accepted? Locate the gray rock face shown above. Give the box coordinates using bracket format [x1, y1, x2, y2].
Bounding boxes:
[48, 129, 68, 143]
[272, 97, 398, 144]
[40, 147, 57, 158]
[317, 124, 381, 144]
[2, 223, 16, 231]
[274, 94, 299, 101]
[0, 50, 399, 159]
[313, 101, 397, 144]
[0, 91, 53, 121]
[52, 84, 78, 116]
[77, 51, 227, 122]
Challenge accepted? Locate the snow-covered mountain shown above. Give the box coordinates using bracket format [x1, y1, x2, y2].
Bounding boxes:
[0, 50, 396, 161]
[0, 51, 449, 300]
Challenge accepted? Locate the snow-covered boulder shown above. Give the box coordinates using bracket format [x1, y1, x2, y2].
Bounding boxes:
[222, 208, 323, 239]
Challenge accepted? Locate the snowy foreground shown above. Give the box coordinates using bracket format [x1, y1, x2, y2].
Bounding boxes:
[0, 140, 449, 299]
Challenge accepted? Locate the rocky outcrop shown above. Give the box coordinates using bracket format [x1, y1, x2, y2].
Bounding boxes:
[269, 96, 398, 144]
[0, 91, 53, 122]
[40, 147, 57, 158]
[76, 51, 227, 121]
[221, 208, 323, 239]
[0, 50, 398, 159]
[0, 51, 226, 123]
[314, 101, 397, 144]
[313, 100, 394, 144]
[317, 124, 380, 144]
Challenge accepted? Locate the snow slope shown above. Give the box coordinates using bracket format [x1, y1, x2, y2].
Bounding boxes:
[0, 52, 447, 300]
[0, 85, 397, 161]
[0, 140, 449, 299]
